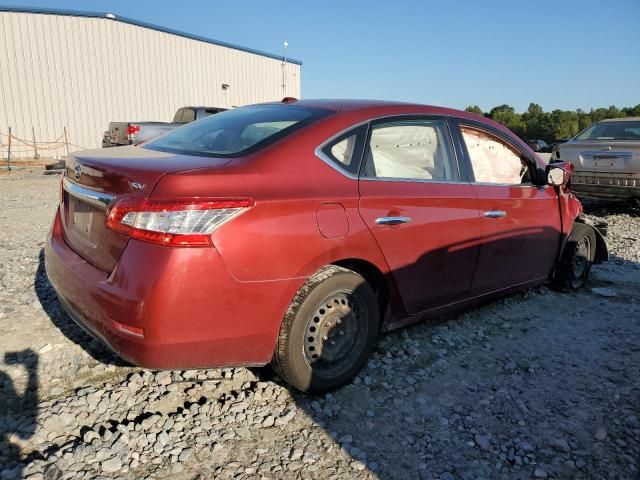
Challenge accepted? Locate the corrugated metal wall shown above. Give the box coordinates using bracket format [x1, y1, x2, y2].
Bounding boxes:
[0, 11, 301, 157]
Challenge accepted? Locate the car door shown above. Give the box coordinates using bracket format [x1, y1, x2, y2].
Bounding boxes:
[455, 121, 562, 294]
[358, 117, 482, 314]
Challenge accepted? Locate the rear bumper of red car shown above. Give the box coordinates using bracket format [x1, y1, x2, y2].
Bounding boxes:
[44, 210, 300, 369]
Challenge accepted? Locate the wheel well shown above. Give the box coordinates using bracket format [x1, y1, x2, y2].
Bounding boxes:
[332, 259, 389, 324]
[573, 218, 609, 264]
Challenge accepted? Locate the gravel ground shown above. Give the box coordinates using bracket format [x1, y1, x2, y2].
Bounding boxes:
[1, 167, 639, 480]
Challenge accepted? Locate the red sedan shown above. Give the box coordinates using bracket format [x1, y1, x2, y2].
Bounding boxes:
[45, 99, 607, 392]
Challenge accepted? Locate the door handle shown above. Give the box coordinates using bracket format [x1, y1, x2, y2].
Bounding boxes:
[484, 210, 507, 218]
[375, 216, 412, 225]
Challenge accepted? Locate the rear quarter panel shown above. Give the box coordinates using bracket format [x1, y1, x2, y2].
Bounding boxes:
[149, 115, 394, 283]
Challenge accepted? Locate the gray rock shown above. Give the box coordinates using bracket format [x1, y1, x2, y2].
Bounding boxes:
[155, 371, 172, 385]
[83, 430, 100, 444]
[550, 438, 571, 453]
[474, 434, 491, 451]
[101, 456, 122, 473]
[274, 409, 296, 426]
[178, 448, 193, 462]
[339, 434, 354, 444]
[591, 287, 617, 297]
[157, 431, 169, 446]
[262, 415, 275, 428]
[534, 467, 548, 478]
[594, 428, 608, 441]
[407, 345, 421, 356]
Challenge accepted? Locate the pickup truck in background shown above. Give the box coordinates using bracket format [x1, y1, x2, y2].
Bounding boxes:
[102, 106, 226, 147]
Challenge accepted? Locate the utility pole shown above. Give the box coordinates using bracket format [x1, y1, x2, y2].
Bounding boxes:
[281, 41, 288, 97]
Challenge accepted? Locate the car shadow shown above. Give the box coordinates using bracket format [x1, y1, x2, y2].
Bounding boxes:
[582, 197, 640, 218]
[34, 249, 127, 367]
[0, 349, 39, 479]
[275, 225, 626, 479]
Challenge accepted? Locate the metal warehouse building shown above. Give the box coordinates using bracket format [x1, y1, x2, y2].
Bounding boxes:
[0, 6, 302, 157]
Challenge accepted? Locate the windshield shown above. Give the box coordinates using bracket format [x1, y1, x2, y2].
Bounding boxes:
[574, 120, 640, 141]
[146, 104, 334, 157]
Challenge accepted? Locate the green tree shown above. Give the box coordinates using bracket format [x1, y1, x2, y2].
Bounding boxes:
[488, 105, 525, 136]
[622, 104, 640, 117]
[474, 103, 637, 141]
[521, 103, 548, 140]
[465, 105, 484, 115]
[549, 110, 579, 139]
[576, 109, 592, 133]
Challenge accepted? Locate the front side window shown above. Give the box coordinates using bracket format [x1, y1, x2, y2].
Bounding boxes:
[362, 120, 458, 181]
[146, 104, 333, 158]
[461, 126, 532, 185]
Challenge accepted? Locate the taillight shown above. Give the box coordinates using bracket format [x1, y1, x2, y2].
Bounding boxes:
[105, 198, 254, 247]
[127, 125, 141, 137]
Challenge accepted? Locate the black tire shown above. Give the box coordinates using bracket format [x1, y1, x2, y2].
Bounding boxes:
[553, 223, 597, 291]
[272, 265, 380, 393]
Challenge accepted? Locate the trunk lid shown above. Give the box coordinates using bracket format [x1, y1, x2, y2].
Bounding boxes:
[558, 140, 640, 173]
[61, 146, 230, 272]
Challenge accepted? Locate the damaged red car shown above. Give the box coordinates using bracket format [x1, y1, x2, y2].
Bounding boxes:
[45, 99, 608, 393]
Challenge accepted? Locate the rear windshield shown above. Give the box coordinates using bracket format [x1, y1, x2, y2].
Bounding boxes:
[146, 104, 334, 157]
[575, 121, 640, 141]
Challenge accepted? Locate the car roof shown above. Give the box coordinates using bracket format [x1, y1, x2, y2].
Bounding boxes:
[182, 106, 225, 110]
[279, 99, 544, 168]
[286, 99, 413, 112]
[289, 98, 474, 114]
[599, 117, 640, 123]
[274, 98, 496, 123]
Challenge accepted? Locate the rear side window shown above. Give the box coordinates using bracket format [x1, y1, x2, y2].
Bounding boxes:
[362, 120, 458, 181]
[173, 108, 187, 123]
[146, 105, 334, 158]
[319, 124, 368, 175]
[181, 108, 196, 123]
[461, 126, 532, 185]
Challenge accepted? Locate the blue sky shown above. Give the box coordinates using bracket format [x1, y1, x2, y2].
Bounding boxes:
[3, 0, 639, 112]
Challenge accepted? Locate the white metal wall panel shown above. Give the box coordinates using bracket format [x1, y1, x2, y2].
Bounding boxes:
[0, 11, 301, 157]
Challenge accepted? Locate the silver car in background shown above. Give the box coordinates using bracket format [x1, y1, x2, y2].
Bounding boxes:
[554, 117, 640, 200]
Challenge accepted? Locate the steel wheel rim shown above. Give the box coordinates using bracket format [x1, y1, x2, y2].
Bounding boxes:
[572, 236, 591, 278]
[304, 290, 368, 378]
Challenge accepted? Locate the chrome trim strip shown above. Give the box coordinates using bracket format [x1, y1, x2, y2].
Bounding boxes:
[472, 182, 538, 188]
[314, 146, 359, 180]
[359, 176, 470, 185]
[314, 119, 372, 180]
[62, 177, 114, 209]
[314, 113, 459, 181]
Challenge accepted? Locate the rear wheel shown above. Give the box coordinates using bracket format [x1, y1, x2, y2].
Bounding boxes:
[272, 266, 379, 393]
[553, 223, 597, 291]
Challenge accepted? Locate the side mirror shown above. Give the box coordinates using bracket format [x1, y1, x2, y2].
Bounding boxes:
[547, 168, 565, 186]
[546, 161, 573, 188]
